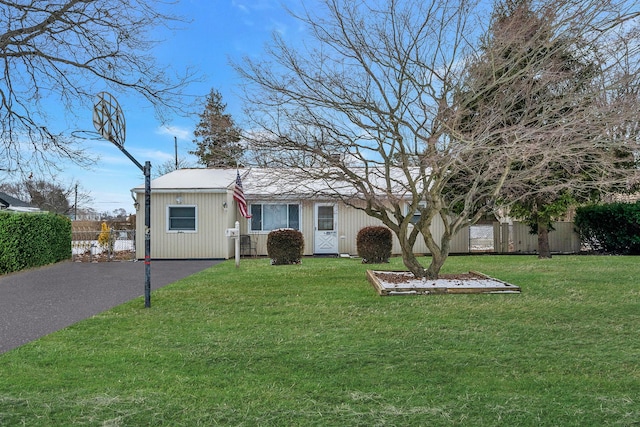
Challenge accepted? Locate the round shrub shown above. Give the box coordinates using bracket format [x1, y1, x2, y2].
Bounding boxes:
[357, 226, 392, 263]
[267, 228, 304, 265]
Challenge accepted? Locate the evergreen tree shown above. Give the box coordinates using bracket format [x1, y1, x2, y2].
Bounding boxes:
[190, 89, 244, 168]
[457, 0, 633, 258]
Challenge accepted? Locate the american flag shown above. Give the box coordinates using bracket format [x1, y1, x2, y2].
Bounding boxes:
[233, 171, 252, 218]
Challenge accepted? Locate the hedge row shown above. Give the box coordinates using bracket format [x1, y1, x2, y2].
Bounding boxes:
[0, 212, 72, 274]
[574, 202, 640, 254]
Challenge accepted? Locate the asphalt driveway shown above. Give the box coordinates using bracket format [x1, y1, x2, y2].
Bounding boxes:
[0, 259, 220, 354]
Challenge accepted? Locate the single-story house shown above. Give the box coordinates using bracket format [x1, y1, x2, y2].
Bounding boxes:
[132, 168, 470, 260]
[0, 192, 40, 212]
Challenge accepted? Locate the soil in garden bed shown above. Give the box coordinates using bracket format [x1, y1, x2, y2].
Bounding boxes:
[368, 270, 521, 295]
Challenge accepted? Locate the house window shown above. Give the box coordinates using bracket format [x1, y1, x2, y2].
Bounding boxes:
[407, 201, 427, 224]
[317, 206, 334, 230]
[167, 205, 197, 231]
[250, 203, 300, 232]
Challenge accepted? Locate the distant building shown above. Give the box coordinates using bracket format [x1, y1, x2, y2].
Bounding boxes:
[0, 192, 40, 212]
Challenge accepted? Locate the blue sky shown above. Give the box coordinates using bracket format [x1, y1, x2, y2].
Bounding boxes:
[62, 0, 304, 214]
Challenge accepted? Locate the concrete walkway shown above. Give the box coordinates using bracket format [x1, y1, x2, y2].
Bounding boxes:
[0, 260, 220, 354]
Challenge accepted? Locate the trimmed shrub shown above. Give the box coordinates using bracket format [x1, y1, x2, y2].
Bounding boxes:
[574, 202, 640, 254]
[0, 212, 71, 274]
[267, 229, 304, 265]
[357, 226, 392, 263]
[98, 222, 115, 254]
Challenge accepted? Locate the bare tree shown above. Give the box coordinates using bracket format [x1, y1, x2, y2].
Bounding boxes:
[153, 158, 195, 178]
[236, 0, 640, 278]
[0, 0, 197, 175]
[0, 179, 93, 215]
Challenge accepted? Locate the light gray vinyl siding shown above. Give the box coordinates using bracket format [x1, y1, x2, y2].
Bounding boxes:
[135, 190, 236, 259]
[240, 199, 470, 257]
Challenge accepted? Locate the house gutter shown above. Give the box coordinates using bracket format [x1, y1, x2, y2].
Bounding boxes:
[131, 188, 229, 194]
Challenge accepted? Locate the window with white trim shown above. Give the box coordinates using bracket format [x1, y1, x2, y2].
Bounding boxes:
[250, 203, 300, 232]
[167, 205, 197, 231]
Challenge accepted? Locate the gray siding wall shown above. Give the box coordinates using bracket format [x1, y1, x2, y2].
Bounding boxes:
[137, 192, 474, 259]
[135, 190, 235, 259]
[135, 191, 582, 259]
[241, 199, 470, 257]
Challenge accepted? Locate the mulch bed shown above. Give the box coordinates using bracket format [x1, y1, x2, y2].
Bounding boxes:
[367, 270, 521, 296]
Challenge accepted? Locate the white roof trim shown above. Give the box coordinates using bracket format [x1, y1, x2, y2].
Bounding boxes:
[132, 188, 229, 194]
[5, 206, 42, 212]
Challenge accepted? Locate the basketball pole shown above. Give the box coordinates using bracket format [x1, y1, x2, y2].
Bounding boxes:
[93, 92, 152, 308]
[143, 161, 151, 308]
[114, 142, 152, 308]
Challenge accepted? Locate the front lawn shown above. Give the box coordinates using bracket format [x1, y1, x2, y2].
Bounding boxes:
[0, 256, 638, 426]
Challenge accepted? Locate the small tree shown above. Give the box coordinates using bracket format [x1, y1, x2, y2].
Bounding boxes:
[153, 158, 194, 178]
[26, 180, 70, 215]
[1, 179, 93, 215]
[190, 89, 244, 168]
[97, 222, 115, 255]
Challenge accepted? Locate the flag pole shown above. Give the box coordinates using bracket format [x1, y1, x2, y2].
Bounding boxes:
[235, 220, 240, 268]
[233, 167, 252, 267]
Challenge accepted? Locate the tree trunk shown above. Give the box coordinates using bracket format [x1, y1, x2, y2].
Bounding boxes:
[399, 243, 449, 280]
[537, 220, 552, 259]
[399, 242, 426, 278]
[425, 234, 451, 279]
[425, 251, 448, 279]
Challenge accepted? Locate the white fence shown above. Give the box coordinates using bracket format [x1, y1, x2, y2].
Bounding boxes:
[71, 229, 136, 262]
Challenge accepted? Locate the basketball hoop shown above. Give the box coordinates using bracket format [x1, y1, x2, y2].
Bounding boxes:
[71, 130, 103, 140]
[93, 92, 126, 147]
[91, 91, 152, 308]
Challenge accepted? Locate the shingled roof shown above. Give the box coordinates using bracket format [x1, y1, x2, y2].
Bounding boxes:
[0, 192, 34, 209]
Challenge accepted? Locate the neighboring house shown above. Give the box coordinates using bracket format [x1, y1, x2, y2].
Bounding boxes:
[131, 168, 470, 260]
[0, 192, 40, 212]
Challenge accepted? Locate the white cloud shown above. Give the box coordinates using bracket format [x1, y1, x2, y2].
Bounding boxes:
[156, 125, 192, 141]
[231, 0, 249, 14]
[232, 0, 276, 13]
[133, 148, 175, 163]
[269, 19, 288, 35]
[98, 153, 134, 167]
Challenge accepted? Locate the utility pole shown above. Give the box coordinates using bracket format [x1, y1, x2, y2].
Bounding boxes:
[175, 136, 178, 170]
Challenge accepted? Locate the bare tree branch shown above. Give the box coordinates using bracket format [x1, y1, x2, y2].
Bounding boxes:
[236, 0, 640, 278]
[0, 0, 199, 175]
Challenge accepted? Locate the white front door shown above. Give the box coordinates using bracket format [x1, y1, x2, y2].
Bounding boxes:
[314, 203, 338, 254]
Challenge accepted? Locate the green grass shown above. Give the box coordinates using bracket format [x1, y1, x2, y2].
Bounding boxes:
[1, 255, 639, 426]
